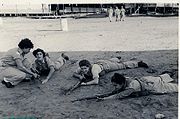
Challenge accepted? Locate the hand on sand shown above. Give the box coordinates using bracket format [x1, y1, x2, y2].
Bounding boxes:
[42, 79, 49, 84]
[33, 73, 39, 79]
[80, 82, 87, 86]
[96, 97, 104, 102]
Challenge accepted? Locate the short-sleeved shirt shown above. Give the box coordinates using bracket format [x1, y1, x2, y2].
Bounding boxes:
[120, 8, 125, 15]
[108, 9, 113, 15]
[75, 64, 103, 80]
[115, 9, 120, 16]
[91, 64, 103, 79]
[126, 78, 141, 92]
[0, 48, 25, 67]
[33, 56, 54, 76]
[139, 74, 177, 93]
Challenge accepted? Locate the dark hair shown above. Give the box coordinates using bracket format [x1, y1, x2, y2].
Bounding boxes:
[111, 73, 126, 90]
[33, 48, 46, 58]
[79, 60, 91, 67]
[18, 38, 34, 49]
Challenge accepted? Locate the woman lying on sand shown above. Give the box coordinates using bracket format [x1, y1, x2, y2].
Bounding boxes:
[100, 72, 178, 100]
[73, 57, 148, 86]
[32, 48, 69, 84]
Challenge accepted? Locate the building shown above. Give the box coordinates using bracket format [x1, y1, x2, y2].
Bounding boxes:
[0, 1, 178, 17]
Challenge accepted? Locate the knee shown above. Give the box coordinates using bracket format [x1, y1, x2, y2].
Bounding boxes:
[16, 72, 26, 80]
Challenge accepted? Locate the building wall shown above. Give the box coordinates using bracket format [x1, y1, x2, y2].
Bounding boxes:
[0, 3, 50, 13]
[0, 1, 178, 14]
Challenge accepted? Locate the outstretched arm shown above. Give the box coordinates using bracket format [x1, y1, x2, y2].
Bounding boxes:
[81, 77, 99, 85]
[73, 72, 85, 80]
[42, 66, 55, 84]
[102, 88, 136, 100]
[73, 72, 99, 85]
[16, 59, 38, 78]
[81, 64, 102, 85]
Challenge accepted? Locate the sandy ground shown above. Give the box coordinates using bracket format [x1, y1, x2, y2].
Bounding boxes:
[0, 16, 178, 119]
[0, 50, 178, 119]
[0, 16, 178, 51]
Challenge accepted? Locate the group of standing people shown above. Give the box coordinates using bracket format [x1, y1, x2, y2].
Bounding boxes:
[108, 6, 126, 22]
[0, 38, 178, 101]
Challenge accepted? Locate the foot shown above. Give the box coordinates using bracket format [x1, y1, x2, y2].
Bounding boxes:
[1, 80, 5, 85]
[61, 53, 69, 61]
[45, 53, 50, 58]
[1, 80, 14, 88]
[138, 61, 149, 68]
[161, 70, 174, 78]
[22, 78, 31, 82]
[116, 56, 121, 60]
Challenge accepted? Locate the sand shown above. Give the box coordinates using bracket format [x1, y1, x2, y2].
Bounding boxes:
[0, 16, 178, 119]
[0, 16, 178, 51]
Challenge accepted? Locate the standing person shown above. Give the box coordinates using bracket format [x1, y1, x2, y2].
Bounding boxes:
[32, 48, 69, 84]
[120, 6, 126, 21]
[0, 38, 39, 88]
[108, 6, 113, 22]
[115, 6, 120, 22]
[73, 57, 148, 86]
[100, 72, 178, 100]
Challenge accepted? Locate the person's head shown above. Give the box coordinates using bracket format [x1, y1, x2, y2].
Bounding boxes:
[33, 48, 46, 61]
[111, 73, 126, 90]
[79, 59, 91, 74]
[121, 6, 124, 9]
[116, 6, 118, 9]
[18, 38, 34, 54]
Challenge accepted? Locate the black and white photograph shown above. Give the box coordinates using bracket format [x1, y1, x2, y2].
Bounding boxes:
[0, 0, 179, 119]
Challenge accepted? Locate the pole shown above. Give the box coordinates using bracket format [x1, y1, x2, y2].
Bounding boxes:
[15, 4, 17, 17]
[59, 16, 62, 30]
[63, 4, 64, 14]
[163, 3, 165, 14]
[86, 4, 88, 15]
[146, 3, 148, 14]
[172, 3, 173, 14]
[155, 4, 157, 13]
